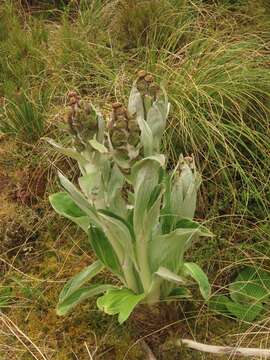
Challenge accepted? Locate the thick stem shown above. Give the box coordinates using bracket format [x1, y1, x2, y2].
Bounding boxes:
[145, 277, 161, 305]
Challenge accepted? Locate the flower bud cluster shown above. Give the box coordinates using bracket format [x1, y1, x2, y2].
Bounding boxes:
[109, 102, 140, 155]
[136, 70, 161, 116]
[66, 91, 99, 152]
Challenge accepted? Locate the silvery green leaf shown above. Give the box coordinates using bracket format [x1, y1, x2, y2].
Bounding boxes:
[183, 262, 211, 300]
[130, 155, 165, 184]
[89, 138, 108, 153]
[106, 165, 127, 218]
[155, 267, 186, 284]
[127, 84, 155, 156]
[49, 192, 90, 233]
[149, 229, 192, 273]
[107, 165, 124, 203]
[57, 284, 113, 316]
[45, 138, 88, 167]
[175, 218, 214, 237]
[138, 117, 154, 156]
[59, 261, 104, 303]
[96, 288, 145, 324]
[96, 110, 105, 143]
[147, 102, 166, 152]
[133, 159, 161, 236]
[157, 85, 170, 118]
[58, 171, 100, 226]
[170, 163, 201, 220]
[128, 83, 144, 119]
[78, 170, 101, 200]
[98, 211, 137, 269]
[88, 226, 123, 278]
[143, 184, 164, 239]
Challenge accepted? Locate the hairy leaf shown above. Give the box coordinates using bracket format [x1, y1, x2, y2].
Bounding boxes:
[88, 226, 123, 278]
[49, 192, 90, 232]
[59, 261, 104, 303]
[57, 284, 113, 316]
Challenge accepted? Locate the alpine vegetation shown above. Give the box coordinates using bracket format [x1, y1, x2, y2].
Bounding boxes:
[48, 72, 214, 324]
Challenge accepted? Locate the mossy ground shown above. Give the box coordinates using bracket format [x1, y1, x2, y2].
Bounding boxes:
[0, 1, 270, 359]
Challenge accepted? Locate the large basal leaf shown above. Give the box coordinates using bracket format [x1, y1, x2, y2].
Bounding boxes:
[57, 284, 113, 316]
[49, 192, 90, 233]
[183, 262, 211, 300]
[88, 226, 123, 278]
[59, 260, 104, 303]
[96, 288, 145, 324]
[229, 267, 270, 304]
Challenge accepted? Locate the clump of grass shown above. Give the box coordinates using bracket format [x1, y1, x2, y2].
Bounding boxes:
[0, 91, 49, 142]
[103, 0, 193, 50]
[152, 36, 270, 217]
[0, 1, 49, 97]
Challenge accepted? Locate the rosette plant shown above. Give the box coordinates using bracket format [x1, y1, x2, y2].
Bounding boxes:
[48, 72, 213, 323]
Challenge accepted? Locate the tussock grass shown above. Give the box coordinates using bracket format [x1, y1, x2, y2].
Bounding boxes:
[0, 91, 50, 142]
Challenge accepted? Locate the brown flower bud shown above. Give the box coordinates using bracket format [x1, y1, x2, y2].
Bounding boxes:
[148, 82, 160, 98]
[115, 106, 126, 116]
[68, 91, 77, 98]
[144, 74, 154, 83]
[114, 116, 128, 130]
[184, 156, 193, 163]
[137, 70, 147, 79]
[111, 130, 126, 147]
[128, 120, 140, 132]
[128, 132, 140, 146]
[69, 96, 78, 106]
[112, 102, 122, 109]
